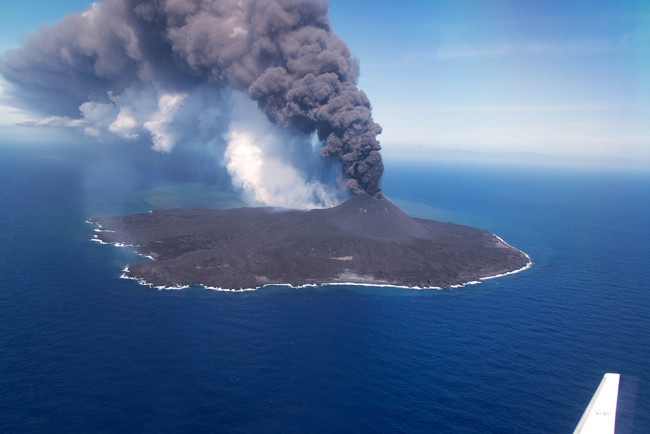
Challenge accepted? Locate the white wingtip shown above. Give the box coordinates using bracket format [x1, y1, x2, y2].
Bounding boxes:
[574, 373, 620, 434]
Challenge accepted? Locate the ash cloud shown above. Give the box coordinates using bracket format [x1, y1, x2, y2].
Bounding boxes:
[1, 0, 384, 200]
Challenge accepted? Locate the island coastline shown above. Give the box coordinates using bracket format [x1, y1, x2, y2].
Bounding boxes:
[86, 194, 532, 291]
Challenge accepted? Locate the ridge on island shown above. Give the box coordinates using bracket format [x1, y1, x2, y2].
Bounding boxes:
[89, 194, 531, 290]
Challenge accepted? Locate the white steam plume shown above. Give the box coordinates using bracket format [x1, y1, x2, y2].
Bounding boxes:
[224, 95, 338, 209]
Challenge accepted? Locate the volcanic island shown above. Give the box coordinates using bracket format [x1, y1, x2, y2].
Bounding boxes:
[89, 193, 530, 290]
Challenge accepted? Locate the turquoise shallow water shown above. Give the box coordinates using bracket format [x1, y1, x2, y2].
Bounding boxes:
[1, 144, 649, 432]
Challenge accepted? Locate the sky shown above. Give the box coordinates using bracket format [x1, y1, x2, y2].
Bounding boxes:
[1, 0, 649, 169]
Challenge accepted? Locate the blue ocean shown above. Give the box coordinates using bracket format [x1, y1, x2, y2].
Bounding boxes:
[1, 143, 649, 433]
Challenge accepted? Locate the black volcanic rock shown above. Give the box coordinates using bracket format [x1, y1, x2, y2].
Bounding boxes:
[320, 194, 429, 238]
[90, 195, 530, 290]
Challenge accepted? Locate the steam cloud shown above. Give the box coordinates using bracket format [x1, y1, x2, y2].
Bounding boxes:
[1, 0, 384, 203]
[225, 93, 339, 209]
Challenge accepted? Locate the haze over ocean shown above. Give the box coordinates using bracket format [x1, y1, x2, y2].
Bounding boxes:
[1, 143, 648, 432]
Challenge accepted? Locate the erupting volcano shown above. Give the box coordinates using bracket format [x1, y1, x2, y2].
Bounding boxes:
[2, 0, 531, 290]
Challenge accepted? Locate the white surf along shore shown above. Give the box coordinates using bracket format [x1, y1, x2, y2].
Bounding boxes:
[86, 219, 532, 292]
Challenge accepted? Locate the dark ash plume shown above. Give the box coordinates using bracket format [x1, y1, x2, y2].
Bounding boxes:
[1, 0, 384, 197]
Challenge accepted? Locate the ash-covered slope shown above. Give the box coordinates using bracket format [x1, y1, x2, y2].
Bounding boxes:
[89, 195, 530, 290]
[317, 193, 429, 239]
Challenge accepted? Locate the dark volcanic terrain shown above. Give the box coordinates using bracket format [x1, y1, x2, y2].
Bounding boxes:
[90, 194, 530, 290]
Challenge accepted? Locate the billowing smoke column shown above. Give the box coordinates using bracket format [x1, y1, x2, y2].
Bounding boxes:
[0, 0, 384, 198]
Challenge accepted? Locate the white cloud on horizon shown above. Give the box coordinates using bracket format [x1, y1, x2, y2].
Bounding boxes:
[379, 128, 650, 165]
[376, 103, 631, 113]
[434, 39, 621, 60]
[378, 31, 645, 69]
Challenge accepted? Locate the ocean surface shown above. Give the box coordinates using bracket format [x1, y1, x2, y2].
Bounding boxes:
[1, 144, 649, 433]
